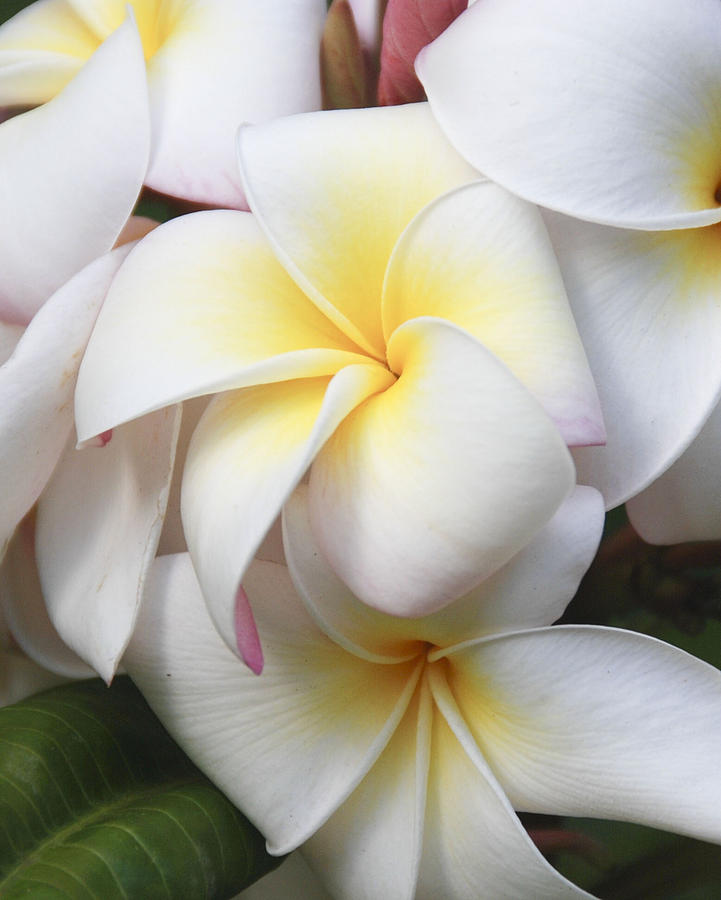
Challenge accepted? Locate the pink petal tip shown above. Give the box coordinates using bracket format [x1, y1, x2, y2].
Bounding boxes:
[234, 584, 264, 675]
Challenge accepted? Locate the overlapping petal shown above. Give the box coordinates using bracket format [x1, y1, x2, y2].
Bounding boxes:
[383, 181, 604, 446]
[0, 14, 148, 323]
[35, 408, 180, 682]
[284, 484, 603, 658]
[544, 211, 721, 507]
[419, 669, 590, 899]
[417, 0, 721, 229]
[442, 626, 721, 843]
[124, 553, 424, 855]
[237, 102, 479, 358]
[627, 400, 721, 542]
[75, 210, 367, 441]
[0, 245, 132, 561]
[238, 853, 332, 900]
[308, 317, 575, 616]
[181, 365, 394, 655]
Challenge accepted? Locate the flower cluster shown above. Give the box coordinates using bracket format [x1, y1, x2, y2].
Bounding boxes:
[0, 0, 720, 898]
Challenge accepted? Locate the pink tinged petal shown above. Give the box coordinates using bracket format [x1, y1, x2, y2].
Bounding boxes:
[0, 514, 93, 680]
[443, 626, 721, 844]
[181, 365, 394, 659]
[377, 0, 465, 106]
[234, 585, 263, 676]
[0, 245, 132, 561]
[627, 399, 721, 543]
[237, 102, 479, 359]
[309, 317, 575, 617]
[0, 15, 149, 323]
[144, 0, 326, 207]
[284, 484, 602, 658]
[303, 680, 432, 900]
[382, 181, 604, 446]
[124, 554, 424, 854]
[35, 407, 181, 683]
[417, 0, 721, 230]
[75, 210, 366, 442]
[544, 212, 721, 508]
[418, 665, 592, 899]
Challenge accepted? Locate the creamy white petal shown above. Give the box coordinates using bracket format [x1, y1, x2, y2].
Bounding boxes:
[238, 102, 479, 358]
[444, 626, 721, 843]
[182, 364, 394, 656]
[544, 211, 721, 507]
[124, 553, 423, 854]
[309, 317, 575, 616]
[303, 681, 431, 900]
[75, 210, 366, 441]
[145, 0, 326, 206]
[627, 399, 721, 542]
[0, 15, 148, 323]
[35, 407, 180, 682]
[418, 665, 592, 899]
[382, 180, 603, 446]
[0, 246, 132, 561]
[0, 514, 93, 680]
[418, 0, 721, 229]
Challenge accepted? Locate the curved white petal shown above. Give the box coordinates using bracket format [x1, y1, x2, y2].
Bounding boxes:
[303, 681, 431, 900]
[419, 665, 592, 899]
[145, 0, 326, 207]
[627, 399, 721, 542]
[124, 553, 423, 854]
[0, 15, 148, 323]
[238, 102, 479, 358]
[182, 364, 394, 657]
[285, 484, 603, 657]
[0, 514, 93, 680]
[0, 246, 132, 560]
[544, 212, 721, 507]
[0, 649, 69, 707]
[444, 626, 721, 843]
[75, 210, 366, 441]
[309, 317, 575, 616]
[417, 0, 721, 230]
[35, 407, 180, 682]
[382, 181, 603, 445]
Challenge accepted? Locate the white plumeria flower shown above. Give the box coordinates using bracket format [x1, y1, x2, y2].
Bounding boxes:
[73, 103, 602, 671]
[417, 0, 721, 531]
[123, 483, 721, 899]
[0, 0, 326, 207]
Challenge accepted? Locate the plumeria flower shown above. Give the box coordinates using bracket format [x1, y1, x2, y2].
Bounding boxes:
[123, 483, 721, 898]
[0, 18, 185, 683]
[73, 102, 602, 670]
[0, 0, 326, 207]
[417, 0, 721, 531]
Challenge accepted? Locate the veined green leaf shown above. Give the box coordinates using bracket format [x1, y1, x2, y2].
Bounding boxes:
[0, 678, 281, 899]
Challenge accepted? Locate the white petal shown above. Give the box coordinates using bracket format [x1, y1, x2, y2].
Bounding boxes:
[237, 853, 332, 900]
[124, 553, 423, 854]
[0, 245, 132, 560]
[238, 102, 479, 358]
[75, 210, 365, 442]
[382, 180, 603, 446]
[145, 0, 326, 207]
[0, 322, 23, 364]
[0, 649, 69, 707]
[444, 626, 721, 843]
[544, 211, 721, 507]
[303, 681, 432, 900]
[35, 407, 180, 682]
[627, 399, 721, 542]
[418, 0, 721, 230]
[182, 364, 394, 656]
[0, 14, 148, 322]
[418, 665, 592, 899]
[0, 514, 93, 679]
[309, 317, 575, 616]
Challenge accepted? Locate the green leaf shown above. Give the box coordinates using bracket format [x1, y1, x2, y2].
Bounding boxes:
[0, 678, 281, 899]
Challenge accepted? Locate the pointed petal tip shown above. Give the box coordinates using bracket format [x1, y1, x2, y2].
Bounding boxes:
[235, 584, 264, 675]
